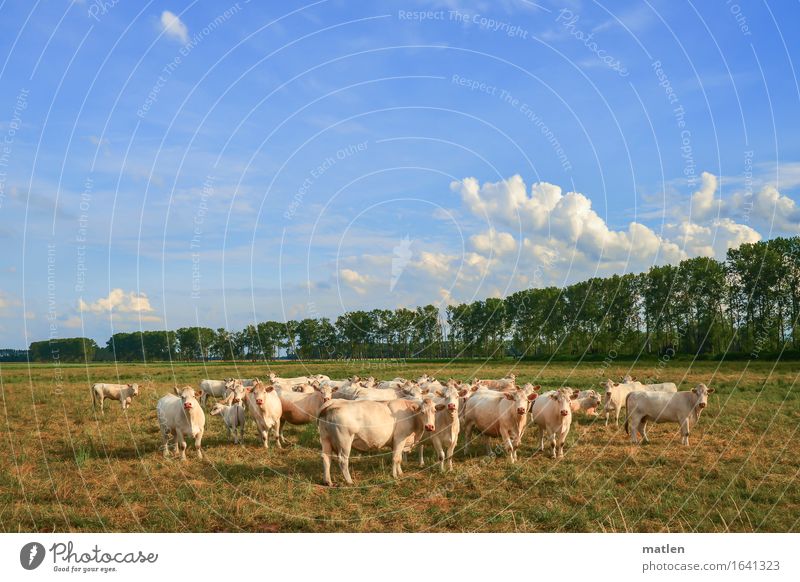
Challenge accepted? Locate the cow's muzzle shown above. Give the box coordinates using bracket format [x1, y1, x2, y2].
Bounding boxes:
[517, 407, 526, 415]
[698, 402, 706, 409]
[256, 399, 264, 406]
[560, 410, 569, 416]
[183, 403, 192, 410]
[323, 396, 331, 402]
[425, 424, 435, 432]
[448, 403, 456, 411]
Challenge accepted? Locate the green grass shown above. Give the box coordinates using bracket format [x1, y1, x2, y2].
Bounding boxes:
[0, 359, 798, 532]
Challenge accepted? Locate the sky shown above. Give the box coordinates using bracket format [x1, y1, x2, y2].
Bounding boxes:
[0, 0, 799, 349]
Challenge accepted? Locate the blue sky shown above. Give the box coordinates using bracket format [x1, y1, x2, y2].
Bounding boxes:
[1, 0, 799, 348]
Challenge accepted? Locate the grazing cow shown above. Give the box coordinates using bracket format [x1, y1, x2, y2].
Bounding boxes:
[244, 380, 283, 449]
[210, 400, 246, 444]
[462, 386, 539, 463]
[574, 389, 602, 416]
[626, 383, 715, 445]
[91, 383, 139, 415]
[275, 382, 336, 445]
[199, 379, 234, 408]
[157, 386, 205, 460]
[530, 388, 580, 458]
[418, 385, 467, 472]
[317, 397, 442, 485]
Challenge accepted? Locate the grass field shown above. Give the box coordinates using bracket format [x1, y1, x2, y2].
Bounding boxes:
[1, 359, 798, 532]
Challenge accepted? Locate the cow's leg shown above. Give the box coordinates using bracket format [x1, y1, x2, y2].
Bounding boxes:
[641, 419, 650, 443]
[432, 438, 446, 472]
[338, 437, 354, 484]
[194, 430, 203, 459]
[99, 396, 105, 416]
[272, 423, 283, 449]
[630, 416, 640, 444]
[538, 425, 544, 451]
[201, 392, 207, 409]
[557, 429, 566, 458]
[549, 431, 557, 458]
[176, 431, 187, 460]
[680, 420, 689, 445]
[463, 422, 474, 456]
[321, 437, 334, 486]
[499, 428, 514, 463]
[391, 441, 405, 479]
[615, 405, 621, 425]
[160, 426, 170, 457]
[446, 438, 456, 472]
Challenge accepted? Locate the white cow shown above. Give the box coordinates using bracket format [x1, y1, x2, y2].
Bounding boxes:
[91, 382, 139, 415]
[418, 384, 466, 471]
[317, 397, 442, 485]
[157, 386, 205, 460]
[475, 374, 517, 391]
[199, 379, 233, 408]
[275, 382, 336, 445]
[574, 389, 602, 416]
[462, 387, 539, 462]
[244, 380, 283, 449]
[601, 379, 641, 425]
[530, 388, 580, 458]
[268, 372, 316, 387]
[210, 400, 246, 444]
[626, 383, 714, 445]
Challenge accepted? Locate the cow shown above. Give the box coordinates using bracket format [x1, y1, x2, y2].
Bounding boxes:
[199, 378, 234, 408]
[157, 386, 205, 460]
[641, 381, 678, 393]
[91, 383, 139, 415]
[317, 397, 442, 485]
[461, 386, 539, 463]
[626, 383, 714, 445]
[275, 382, 336, 445]
[244, 379, 283, 449]
[210, 400, 246, 444]
[530, 388, 580, 458]
[268, 372, 313, 387]
[475, 374, 517, 391]
[601, 379, 641, 426]
[418, 384, 467, 472]
[574, 389, 602, 416]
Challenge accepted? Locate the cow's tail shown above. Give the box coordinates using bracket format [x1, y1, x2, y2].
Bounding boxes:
[624, 392, 632, 434]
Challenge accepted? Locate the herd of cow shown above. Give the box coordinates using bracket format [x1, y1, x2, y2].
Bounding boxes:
[90, 372, 715, 485]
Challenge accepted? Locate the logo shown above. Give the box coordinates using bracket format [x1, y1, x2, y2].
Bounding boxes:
[20, 542, 46, 570]
[390, 235, 413, 291]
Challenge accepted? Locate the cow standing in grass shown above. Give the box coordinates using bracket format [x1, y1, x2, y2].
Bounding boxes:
[91, 383, 139, 415]
[157, 386, 205, 460]
[626, 384, 714, 445]
[530, 388, 580, 458]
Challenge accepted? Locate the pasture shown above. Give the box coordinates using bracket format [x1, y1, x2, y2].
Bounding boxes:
[0, 359, 798, 532]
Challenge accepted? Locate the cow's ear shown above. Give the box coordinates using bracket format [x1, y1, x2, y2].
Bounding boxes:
[632, 377, 637, 381]
[527, 393, 538, 401]
[246, 387, 253, 393]
[127, 383, 133, 388]
[331, 386, 338, 392]
[435, 403, 446, 411]
[265, 384, 274, 393]
[458, 389, 468, 397]
[533, 384, 541, 392]
[504, 392, 515, 400]
[173, 386, 181, 395]
[409, 403, 420, 412]
[571, 390, 580, 399]
[613, 382, 619, 386]
[707, 388, 715, 394]
[435, 389, 444, 397]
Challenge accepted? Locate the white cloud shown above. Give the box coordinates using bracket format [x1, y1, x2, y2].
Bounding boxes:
[160, 10, 189, 43]
[470, 228, 517, 255]
[63, 315, 83, 328]
[79, 289, 157, 315]
[339, 268, 372, 295]
[689, 172, 719, 221]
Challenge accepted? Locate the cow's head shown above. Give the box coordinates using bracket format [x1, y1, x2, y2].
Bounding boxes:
[174, 385, 200, 410]
[412, 397, 443, 432]
[506, 373, 517, 381]
[693, 383, 714, 410]
[248, 379, 274, 406]
[210, 403, 226, 416]
[504, 388, 536, 416]
[582, 389, 602, 410]
[128, 383, 140, 397]
[268, 372, 278, 382]
[402, 383, 424, 400]
[435, 385, 461, 415]
[550, 388, 578, 417]
[313, 382, 336, 402]
[226, 381, 246, 405]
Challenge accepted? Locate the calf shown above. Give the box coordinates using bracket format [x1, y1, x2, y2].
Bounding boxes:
[418, 385, 467, 471]
[462, 386, 538, 463]
[244, 379, 283, 449]
[210, 400, 246, 444]
[626, 383, 714, 445]
[91, 383, 139, 415]
[157, 386, 205, 460]
[530, 388, 580, 458]
[317, 397, 442, 485]
[574, 389, 602, 416]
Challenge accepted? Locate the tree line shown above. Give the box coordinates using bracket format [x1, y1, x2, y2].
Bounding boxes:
[21, 237, 800, 363]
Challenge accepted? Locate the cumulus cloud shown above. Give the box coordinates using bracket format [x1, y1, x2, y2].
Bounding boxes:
[160, 10, 189, 43]
[339, 268, 373, 295]
[470, 228, 517, 255]
[689, 172, 720, 221]
[748, 185, 800, 233]
[79, 289, 157, 317]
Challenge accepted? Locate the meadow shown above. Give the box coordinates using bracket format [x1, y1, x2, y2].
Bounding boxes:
[0, 358, 798, 532]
